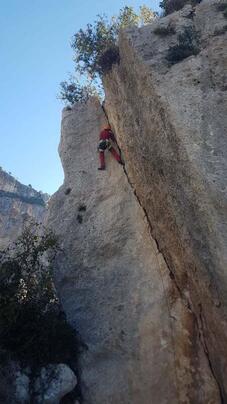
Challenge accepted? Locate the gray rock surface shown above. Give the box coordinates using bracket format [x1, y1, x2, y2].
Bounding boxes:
[14, 364, 76, 404]
[15, 369, 30, 403]
[47, 98, 220, 403]
[104, 0, 227, 400]
[35, 364, 77, 403]
[0, 169, 47, 248]
[0, 358, 17, 403]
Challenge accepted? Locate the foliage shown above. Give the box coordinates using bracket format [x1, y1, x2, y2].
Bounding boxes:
[71, 5, 156, 79]
[216, 2, 227, 12]
[58, 76, 98, 106]
[0, 224, 78, 368]
[0, 350, 15, 403]
[159, 0, 187, 15]
[97, 45, 120, 74]
[166, 26, 200, 64]
[71, 14, 117, 79]
[153, 24, 176, 36]
[213, 24, 227, 35]
[140, 5, 157, 24]
[116, 5, 140, 28]
[59, 5, 157, 105]
[160, 0, 201, 15]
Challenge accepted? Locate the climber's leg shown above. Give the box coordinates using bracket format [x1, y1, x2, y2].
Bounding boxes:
[98, 151, 106, 170]
[109, 147, 123, 164]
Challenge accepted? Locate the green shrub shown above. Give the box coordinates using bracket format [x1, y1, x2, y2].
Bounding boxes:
[72, 15, 117, 79]
[153, 24, 176, 36]
[140, 5, 157, 24]
[0, 224, 78, 368]
[213, 24, 227, 35]
[160, 0, 201, 15]
[58, 76, 98, 106]
[160, 0, 188, 15]
[166, 26, 200, 64]
[116, 5, 140, 28]
[59, 5, 156, 104]
[97, 45, 120, 74]
[71, 6, 156, 79]
[216, 2, 227, 11]
[216, 2, 227, 17]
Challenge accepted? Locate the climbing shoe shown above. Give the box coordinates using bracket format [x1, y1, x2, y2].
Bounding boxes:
[98, 167, 106, 170]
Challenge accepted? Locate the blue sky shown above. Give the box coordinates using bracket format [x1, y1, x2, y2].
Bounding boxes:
[0, 0, 159, 194]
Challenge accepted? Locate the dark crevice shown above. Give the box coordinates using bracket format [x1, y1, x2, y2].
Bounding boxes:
[198, 304, 225, 403]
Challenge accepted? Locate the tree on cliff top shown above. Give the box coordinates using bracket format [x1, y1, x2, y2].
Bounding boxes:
[71, 5, 156, 78]
[58, 5, 156, 106]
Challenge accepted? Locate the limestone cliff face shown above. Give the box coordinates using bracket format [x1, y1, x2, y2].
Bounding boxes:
[0, 169, 47, 248]
[104, 0, 227, 400]
[47, 99, 221, 403]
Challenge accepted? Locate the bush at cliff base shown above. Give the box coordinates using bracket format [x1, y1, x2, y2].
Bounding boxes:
[0, 224, 78, 368]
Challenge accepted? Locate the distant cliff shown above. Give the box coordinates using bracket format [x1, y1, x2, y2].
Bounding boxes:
[0, 169, 47, 248]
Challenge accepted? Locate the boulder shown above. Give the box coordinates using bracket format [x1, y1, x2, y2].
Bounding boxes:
[35, 364, 77, 404]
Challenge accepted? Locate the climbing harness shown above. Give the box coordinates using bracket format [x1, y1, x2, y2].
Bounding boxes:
[98, 139, 111, 152]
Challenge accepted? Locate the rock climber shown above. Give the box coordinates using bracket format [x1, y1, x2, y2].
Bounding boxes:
[98, 125, 123, 170]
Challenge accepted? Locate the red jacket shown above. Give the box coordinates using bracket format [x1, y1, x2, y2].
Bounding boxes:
[99, 129, 115, 142]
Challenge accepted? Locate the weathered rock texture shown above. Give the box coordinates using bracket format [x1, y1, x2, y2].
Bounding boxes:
[14, 363, 77, 404]
[47, 98, 221, 403]
[103, 0, 227, 400]
[0, 169, 47, 248]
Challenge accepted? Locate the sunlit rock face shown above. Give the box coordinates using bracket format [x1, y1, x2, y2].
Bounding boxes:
[47, 99, 220, 404]
[0, 169, 47, 248]
[104, 0, 227, 401]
